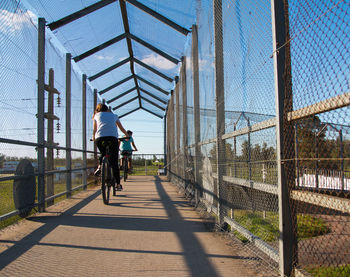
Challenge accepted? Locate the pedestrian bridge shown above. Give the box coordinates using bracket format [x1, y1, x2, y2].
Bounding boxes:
[0, 0, 349, 276]
[0, 176, 274, 277]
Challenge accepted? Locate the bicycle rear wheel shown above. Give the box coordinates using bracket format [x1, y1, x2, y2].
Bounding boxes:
[101, 158, 110, 204]
[123, 157, 128, 181]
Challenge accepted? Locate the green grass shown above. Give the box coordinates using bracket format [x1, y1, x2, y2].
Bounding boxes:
[232, 210, 330, 243]
[0, 175, 96, 230]
[0, 180, 15, 214]
[234, 211, 279, 242]
[297, 214, 331, 239]
[306, 264, 350, 277]
[129, 165, 159, 176]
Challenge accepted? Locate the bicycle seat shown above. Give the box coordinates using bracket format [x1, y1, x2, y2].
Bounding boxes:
[101, 140, 114, 147]
[121, 150, 133, 156]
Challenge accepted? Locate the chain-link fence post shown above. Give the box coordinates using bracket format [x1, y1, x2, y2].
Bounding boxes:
[176, 84, 180, 184]
[213, 0, 225, 225]
[192, 24, 201, 204]
[46, 68, 55, 206]
[66, 53, 72, 198]
[164, 111, 167, 175]
[166, 94, 173, 180]
[37, 17, 46, 212]
[271, 0, 296, 275]
[82, 74, 87, 189]
[182, 57, 188, 190]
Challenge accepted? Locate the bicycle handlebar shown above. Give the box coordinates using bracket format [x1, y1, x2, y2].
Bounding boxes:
[90, 137, 130, 142]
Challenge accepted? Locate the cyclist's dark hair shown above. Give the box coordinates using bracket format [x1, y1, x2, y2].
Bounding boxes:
[127, 130, 133, 136]
[94, 103, 109, 116]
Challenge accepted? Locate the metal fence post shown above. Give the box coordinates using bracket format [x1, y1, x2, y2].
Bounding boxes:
[46, 68, 55, 206]
[66, 53, 72, 198]
[164, 112, 167, 175]
[167, 93, 175, 180]
[175, 84, 180, 184]
[82, 74, 87, 189]
[192, 24, 201, 203]
[182, 58, 188, 189]
[271, 0, 296, 275]
[37, 17, 46, 212]
[93, 89, 98, 186]
[340, 129, 344, 191]
[213, 0, 225, 225]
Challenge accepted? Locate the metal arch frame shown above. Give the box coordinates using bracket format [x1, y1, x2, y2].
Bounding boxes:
[47, 0, 190, 118]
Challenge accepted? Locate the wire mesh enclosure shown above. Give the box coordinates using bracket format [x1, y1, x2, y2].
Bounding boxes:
[0, 0, 349, 276]
[166, 0, 350, 276]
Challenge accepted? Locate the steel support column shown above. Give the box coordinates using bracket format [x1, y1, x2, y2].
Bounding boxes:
[192, 24, 201, 203]
[213, 0, 225, 225]
[66, 53, 72, 198]
[271, 0, 296, 275]
[37, 18, 46, 212]
[93, 89, 98, 186]
[82, 74, 87, 189]
[175, 84, 180, 184]
[181, 58, 188, 189]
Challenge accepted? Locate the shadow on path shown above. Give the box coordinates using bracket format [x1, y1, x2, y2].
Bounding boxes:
[0, 177, 253, 276]
[0, 190, 100, 270]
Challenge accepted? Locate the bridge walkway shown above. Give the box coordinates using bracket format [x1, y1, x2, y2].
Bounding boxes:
[0, 176, 275, 276]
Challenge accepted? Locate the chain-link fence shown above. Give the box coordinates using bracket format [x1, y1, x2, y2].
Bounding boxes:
[0, 1, 97, 228]
[166, 0, 349, 276]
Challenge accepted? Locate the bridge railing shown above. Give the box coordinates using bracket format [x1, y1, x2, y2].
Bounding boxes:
[165, 1, 350, 276]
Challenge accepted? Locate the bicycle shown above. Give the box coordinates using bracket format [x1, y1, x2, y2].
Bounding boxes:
[92, 139, 116, 205]
[120, 149, 135, 181]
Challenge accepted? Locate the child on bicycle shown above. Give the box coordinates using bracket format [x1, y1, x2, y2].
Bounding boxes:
[92, 103, 128, 190]
[119, 130, 138, 173]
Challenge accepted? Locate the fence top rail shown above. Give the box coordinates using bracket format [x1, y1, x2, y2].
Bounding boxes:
[288, 91, 350, 121]
[0, 137, 95, 154]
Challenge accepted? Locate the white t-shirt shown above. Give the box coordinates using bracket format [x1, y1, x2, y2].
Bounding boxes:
[93, 112, 120, 139]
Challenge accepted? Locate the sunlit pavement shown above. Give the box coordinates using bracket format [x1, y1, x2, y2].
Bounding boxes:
[0, 176, 272, 277]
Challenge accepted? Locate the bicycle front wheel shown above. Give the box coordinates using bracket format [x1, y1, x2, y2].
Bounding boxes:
[101, 158, 110, 204]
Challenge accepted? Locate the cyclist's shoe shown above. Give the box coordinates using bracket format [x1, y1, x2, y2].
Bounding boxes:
[117, 184, 123, 191]
[94, 168, 101, 176]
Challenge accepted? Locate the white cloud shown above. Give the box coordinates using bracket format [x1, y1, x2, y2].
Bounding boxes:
[95, 55, 115, 61]
[0, 9, 35, 33]
[198, 58, 215, 72]
[141, 53, 177, 70]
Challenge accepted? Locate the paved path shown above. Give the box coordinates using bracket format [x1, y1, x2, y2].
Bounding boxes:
[0, 176, 275, 276]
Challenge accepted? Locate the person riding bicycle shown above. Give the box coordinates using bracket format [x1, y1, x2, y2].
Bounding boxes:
[119, 130, 137, 173]
[92, 103, 128, 190]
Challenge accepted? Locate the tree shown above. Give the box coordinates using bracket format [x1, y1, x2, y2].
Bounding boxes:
[0, 153, 6, 167]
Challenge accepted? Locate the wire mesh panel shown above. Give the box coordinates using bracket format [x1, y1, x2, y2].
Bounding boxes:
[287, 0, 350, 275]
[165, 0, 349, 275]
[0, 0, 96, 225]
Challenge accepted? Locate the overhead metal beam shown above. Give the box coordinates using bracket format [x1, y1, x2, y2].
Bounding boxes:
[125, 0, 190, 35]
[112, 96, 139, 110]
[106, 86, 136, 104]
[73, 33, 126, 62]
[119, 0, 142, 108]
[89, 57, 131, 81]
[99, 75, 134, 95]
[48, 0, 117, 30]
[127, 33, 180, 64]
[141, 106, 163, 119]
[141, 96, 166, 111]
[133, 57, 173, 82]
[139, 87, 167, 104]
[119, 107, 141, 119]
[135, 75, 169, 95]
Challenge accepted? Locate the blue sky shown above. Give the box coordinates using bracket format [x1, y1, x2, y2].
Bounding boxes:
[0, 0, 349, 159]
[0, 0, 197, 158]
